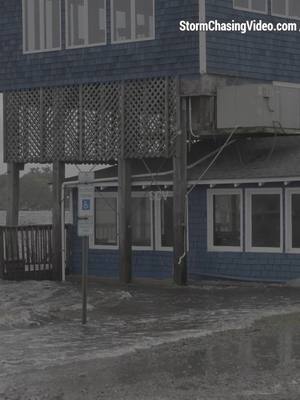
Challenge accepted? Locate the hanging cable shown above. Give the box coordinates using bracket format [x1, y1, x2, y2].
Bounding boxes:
[186, 126, 240, 197]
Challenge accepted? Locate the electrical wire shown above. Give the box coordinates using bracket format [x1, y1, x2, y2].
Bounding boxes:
[186, 126, 239, 197]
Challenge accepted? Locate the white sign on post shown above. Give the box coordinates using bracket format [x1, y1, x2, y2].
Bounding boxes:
[77, 172, 94, 325]
[78, 182, 94, 237]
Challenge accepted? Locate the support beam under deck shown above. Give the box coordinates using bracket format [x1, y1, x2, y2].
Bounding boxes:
[118, 158, 132, 284]
[173, 97, 188, 285]
[52, 161, 65, 281]
[7, 163, 24, 226]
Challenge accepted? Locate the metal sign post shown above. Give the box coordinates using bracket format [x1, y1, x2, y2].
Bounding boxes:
[81, 236, 89, 325]
[77, 172, 94, 325]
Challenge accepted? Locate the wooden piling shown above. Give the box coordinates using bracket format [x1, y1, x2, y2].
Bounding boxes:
[7, 163, 24, 226]
[173, 97, 188, 285]
[52, 161, 65, 281]
[118, 158, 132, 284]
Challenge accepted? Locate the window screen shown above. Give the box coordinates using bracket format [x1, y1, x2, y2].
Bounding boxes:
[213, 194, 241, 247]
[289, 0, 300, 18]
[135, 0, 154, 40]
[66, 0, 106, 48]
[94, 197, 118, 246]
[132, 197, 152, 247]
[251, 194, 281, 248]
[112, 0, 154, 42]
[234, 0, 267, 12]
[251, 0, 267, 12]
[23, 0, 61, 52]
[272, 0, 286, 15]
[233, 0, 249, 8]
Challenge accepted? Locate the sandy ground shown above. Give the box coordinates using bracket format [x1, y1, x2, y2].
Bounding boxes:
[0, 279, 299, 400]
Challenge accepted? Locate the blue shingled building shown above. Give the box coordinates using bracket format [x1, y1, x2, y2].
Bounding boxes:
[1, 0, 300, 283]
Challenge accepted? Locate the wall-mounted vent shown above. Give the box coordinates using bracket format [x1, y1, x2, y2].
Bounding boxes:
[217, 83, 300, 134]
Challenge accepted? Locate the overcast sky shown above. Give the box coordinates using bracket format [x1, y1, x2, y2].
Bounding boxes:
[0, 95, 100, 177]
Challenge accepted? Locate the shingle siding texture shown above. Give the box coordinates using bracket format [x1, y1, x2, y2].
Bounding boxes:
[69, 184, 300, 282]
[0, 0, 199, 91]
[70, 228, 173, 279]
[2, 1, 300, 90]
[188, 186, 300, 282]
[206, 0, 300, 82]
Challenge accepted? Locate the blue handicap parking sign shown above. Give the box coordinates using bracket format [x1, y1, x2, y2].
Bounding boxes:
[82, 199, 91, 211]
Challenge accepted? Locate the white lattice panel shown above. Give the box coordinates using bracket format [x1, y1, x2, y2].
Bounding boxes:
[4, 77, 178, 163]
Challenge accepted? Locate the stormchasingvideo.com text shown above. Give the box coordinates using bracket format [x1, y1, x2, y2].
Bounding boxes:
[180, 20, 299, 34]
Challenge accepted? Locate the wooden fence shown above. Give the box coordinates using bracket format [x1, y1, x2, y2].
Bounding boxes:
[0, 225, 72, 281]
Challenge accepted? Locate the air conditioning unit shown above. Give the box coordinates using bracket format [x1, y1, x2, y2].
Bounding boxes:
[217, 83, 300, 133]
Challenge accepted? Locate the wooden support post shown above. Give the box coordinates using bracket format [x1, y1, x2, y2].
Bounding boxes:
[7, 163, 24, 226]
[52, 161, 65, 281]
[173, 97, 188, 285]
[118, 158, 132, 284]
[0, 228, 4, 279]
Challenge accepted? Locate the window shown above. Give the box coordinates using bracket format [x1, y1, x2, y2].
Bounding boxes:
[132, 193, 153, 249]
[272, 0, 300, 19]
[66, 0, 106, 48]
[92, 192, 153, 250]
[156, 193, 174, 250]
[23, 0, 61, 53]
[207, 189, 243, 252]
[233, 0, 268, 13]
[94, 194, 118, 247]
[286, 189, 300, 252]
[111, 0, 155, 43]
[246, 189, 283, 252]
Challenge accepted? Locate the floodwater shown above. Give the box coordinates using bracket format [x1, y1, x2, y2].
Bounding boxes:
[0, 280, 299, 399]
[0, 210, 72, 226]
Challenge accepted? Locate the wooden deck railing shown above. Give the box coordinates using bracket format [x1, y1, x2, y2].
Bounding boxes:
[0, 225, 72, 281]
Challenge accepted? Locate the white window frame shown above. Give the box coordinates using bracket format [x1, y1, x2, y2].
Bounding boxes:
[65, 0, 107, 49]
[285, 188, 300, 253]
[271, 0, 300, 20]
[155, 191, 189, 252]
[111, 0, 155, 44]
[155, 192, 173, 252]
[245, 188, 283, 253]
[207, 188, 243, 253]
[233, 0, 268, 14]
[90, 191, 154, 251]
[22, 0, 62, 54]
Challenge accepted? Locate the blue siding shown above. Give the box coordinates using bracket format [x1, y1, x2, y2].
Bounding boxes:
[206, 0, 300, 82]
[69, 184, 300, 283]
[69, 226, 173, 279]
[0, 0, 199, 91]
[2, 1, 300, 90]
[188, 186, 300, 283]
